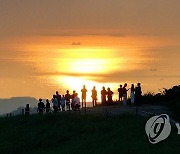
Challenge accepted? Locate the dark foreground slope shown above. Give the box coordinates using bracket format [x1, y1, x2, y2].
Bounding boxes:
[0, 113, 179, 154]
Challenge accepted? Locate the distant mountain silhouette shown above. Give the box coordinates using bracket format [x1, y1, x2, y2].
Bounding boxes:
[9, 106, 38, 116]
[0, 97, 38, 115]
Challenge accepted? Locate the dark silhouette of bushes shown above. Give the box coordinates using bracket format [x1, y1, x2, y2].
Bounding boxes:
[163, 85, 180, 121]
[142, 85, 180, 121]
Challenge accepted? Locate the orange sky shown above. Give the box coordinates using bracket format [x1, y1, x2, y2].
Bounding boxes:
[0, 0, 180, 100]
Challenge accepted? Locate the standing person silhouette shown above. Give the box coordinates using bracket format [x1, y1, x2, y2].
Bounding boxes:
[65, 90, 71, 111]
[131, 84, 135, 104]
[107, 87, 114, 105]
[122, 83, 129, 106]
[56, 91, 61, 111]
[38, 99, 45, 114]
[118, 85, 123, 102]
[135, 83, 142, 106]
[71, 90, 76, 109]
[61, 95, 65, 111]
[91, 86, 97, 107]
[101, 86, 107, 105]
[81, 85, 87, 108]
[25, 104, 30, 115]
[46, 99, 50, 113]
[52, 95, 58, 112]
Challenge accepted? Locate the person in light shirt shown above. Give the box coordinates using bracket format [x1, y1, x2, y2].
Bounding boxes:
[73, 93, 80, 111]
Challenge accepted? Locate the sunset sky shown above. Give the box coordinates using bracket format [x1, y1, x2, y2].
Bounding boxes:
[0, 0, 180, 101]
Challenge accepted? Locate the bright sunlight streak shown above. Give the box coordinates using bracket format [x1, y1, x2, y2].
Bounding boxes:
[57, 48, 119, 74]
[52, 75, 118, 104]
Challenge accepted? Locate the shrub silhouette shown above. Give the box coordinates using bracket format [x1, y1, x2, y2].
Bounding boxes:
[142, 85, 180, 121]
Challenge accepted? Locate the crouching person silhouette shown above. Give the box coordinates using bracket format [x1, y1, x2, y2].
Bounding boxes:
[73, 93, 80, 111]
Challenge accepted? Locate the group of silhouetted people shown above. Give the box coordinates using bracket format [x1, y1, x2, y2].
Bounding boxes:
[37, 90, 81, 114]
[101, 87, 114, 105]
[81, 85, 98, 107]
[118, 83, 142, 106]
[36, 83, 142, 114]
[100, 83, 142, 106]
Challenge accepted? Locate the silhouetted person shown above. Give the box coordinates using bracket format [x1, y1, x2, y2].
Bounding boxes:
[71, 90, 76, 109]
[122, 83, 129, 106]
[56, 91, 61, 111]
[38, 99, 45, 114]
[73, 93, 80, 111]
[65, 90, 71, 111]
[46, 99, 50, 113]
[131, 84, 135, 104]
[25, 104, 30, 115]
[118, 85, 123, 102]
[101, 86, 107, 105]
[61, 95, 65, 111]
[81, 85, 87, 108]
[91, 86, 97, 107]
[52, 95, 58, 112]
[107, 88, 114, 105]
[135, 83, 142, 106]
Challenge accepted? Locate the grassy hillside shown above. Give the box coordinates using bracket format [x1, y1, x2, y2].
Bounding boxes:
[0, 113, 179, 154]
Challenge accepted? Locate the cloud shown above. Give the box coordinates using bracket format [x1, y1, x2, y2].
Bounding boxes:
[33, 70, 180, 83]
[37, 32, 127, 37]
[150, 69, 157, 72]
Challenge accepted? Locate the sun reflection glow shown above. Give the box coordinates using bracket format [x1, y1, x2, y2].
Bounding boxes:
[24, 44, 150, 101]
[57, 48, 121, 74]
[64, 59, 108, 74]
[52, 75, 119, 104]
